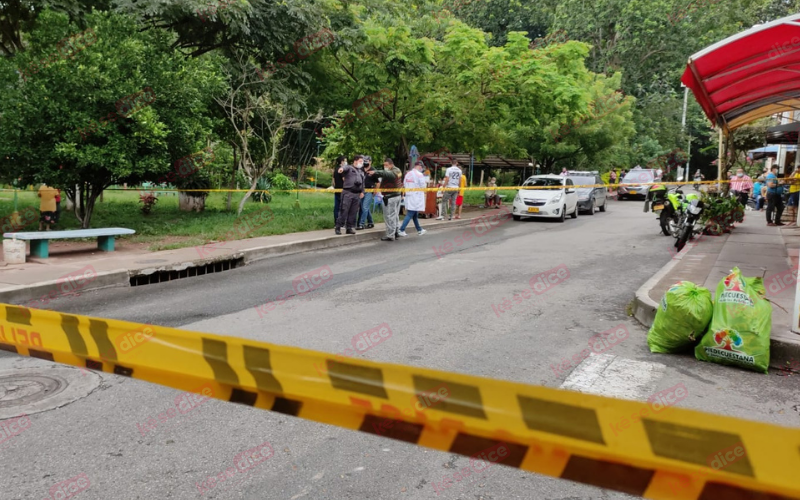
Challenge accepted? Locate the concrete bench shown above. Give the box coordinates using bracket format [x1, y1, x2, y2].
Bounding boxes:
[3, 228, 136, 258]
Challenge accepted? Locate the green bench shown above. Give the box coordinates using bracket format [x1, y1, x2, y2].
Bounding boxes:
[3, 228, 136, 258]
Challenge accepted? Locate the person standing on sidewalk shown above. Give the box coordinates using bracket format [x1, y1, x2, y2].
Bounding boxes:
[455, 167, 467, 219]
[335, 155, 365, 235]
[765, 165, 785, 226]
[442, 158, 461, 220]
[333, 155, 347, 224]
[730, 168, 753, 206]
[357, 155, 377, 230]
[398, 161, 427, 237]
[367, 158, 402, 241]
[786, 166, 800, 225]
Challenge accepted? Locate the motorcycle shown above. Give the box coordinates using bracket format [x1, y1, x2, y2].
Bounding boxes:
[645, 184, 698, 236]
[644, 184, 671, 235]
[675, 197, 705, 252]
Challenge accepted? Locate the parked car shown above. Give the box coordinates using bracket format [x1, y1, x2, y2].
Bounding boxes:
[618, 168, 660, 200]
[512, 175, 579, 222]
[568, 171, 608, 214]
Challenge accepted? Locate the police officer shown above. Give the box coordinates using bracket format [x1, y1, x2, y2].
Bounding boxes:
[336, 155, 365, 234]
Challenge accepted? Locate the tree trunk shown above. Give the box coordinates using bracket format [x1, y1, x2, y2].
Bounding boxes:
[236, 176, 259, 215]
[179, 192, 206, 212]
[68, 182, 104, 229]
[394, 142, 409, 177]
[226, 143, 237, 211]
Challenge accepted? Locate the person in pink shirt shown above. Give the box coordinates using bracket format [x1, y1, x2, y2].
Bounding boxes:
[729, 168, 754, 206]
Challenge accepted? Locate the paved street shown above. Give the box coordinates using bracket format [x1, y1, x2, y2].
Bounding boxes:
[1, 199, 798, 500]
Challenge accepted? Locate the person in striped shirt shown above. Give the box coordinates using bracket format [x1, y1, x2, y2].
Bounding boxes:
[730, 168, 754, 206]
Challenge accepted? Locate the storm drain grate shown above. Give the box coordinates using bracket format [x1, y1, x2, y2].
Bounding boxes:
[129, 257, 244, 287]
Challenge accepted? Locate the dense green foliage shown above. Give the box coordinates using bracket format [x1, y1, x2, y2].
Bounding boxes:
[0, 0, 793, 226]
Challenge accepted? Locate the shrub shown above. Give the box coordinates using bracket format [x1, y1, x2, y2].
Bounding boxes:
[251, 177, 273, 204]
[269, 172, 295, 194]
[139, 193, 158, 215]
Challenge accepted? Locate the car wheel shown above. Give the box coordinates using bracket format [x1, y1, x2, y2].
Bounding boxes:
[599, 197, 607, 212]
[570, 203, 578, 219]
[558, 206, 565, 223]
[513, 215, 521, 221]
[587, 198, 595, 215]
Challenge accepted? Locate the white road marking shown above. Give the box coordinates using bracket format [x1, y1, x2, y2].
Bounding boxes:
[560, 353, 667, 401]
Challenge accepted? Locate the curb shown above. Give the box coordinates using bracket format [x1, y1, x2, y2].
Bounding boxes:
[631, 247, 687, 327]
[244, 215, 488, 264]
[632, 238, 800, 372]
[0, 269, 130, 306]
[1, 215, 490, 304]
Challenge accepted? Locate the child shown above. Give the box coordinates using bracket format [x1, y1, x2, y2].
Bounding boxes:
[436, 179, 446, 220]
[455, 168, 466, 219]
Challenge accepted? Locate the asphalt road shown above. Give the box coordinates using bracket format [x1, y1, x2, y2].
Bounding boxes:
[1, 198, 798, 500]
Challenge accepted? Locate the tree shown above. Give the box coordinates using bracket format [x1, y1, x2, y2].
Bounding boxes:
[0, 10, 224, 227]
[0, 0, 110, 56]
[216, 55, 319, 214]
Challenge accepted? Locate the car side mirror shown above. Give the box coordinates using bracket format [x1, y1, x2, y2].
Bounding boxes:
[566, 188, 575, 194]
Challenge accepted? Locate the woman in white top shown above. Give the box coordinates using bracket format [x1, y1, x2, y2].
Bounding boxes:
[398, 161, 428, 236]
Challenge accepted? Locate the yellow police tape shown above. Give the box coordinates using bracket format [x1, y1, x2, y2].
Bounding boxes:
[88, 180, 730, 194]
[1, 304, 796, 500]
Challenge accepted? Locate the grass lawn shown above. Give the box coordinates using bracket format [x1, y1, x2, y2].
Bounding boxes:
[0, 185, 521, 252]
[0, 189, 385, 251]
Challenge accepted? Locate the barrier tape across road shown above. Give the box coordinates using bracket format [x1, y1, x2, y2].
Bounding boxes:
[1, 304, 797, 499]
[0, 180, 730, 195]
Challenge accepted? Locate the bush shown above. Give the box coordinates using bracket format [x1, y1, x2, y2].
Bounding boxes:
[269, 173, 295, 194]
[700, 192, 743, 234]
[496, 172, 518, 187]
[139, 193, 158, 215]
[251, 177, 272, 204]
[175, 170, 212, 198]
[309, 170, 332, 188]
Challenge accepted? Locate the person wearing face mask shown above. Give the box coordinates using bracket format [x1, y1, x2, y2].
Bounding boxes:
[335, 155, 366, 235]
[365, 158, 402, 241]
[333, 155, 347, 224]
[765, 165, 784, 226]
[729, 168, 753, 207]
[398, 161, 428, 237]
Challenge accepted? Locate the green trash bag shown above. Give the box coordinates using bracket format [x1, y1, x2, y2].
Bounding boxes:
[648, 281, 713, 353]
[695, 267, 772, 373]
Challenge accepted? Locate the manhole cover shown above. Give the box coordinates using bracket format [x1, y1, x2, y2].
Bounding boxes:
[0, 367, 101, 420]
[0, 374, 67, 408]
[135, 259, 169, 264]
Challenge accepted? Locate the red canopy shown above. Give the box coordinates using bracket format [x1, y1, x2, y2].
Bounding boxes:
[681, 14, 800, 131]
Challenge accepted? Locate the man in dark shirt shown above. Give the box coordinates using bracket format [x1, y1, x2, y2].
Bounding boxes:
[333, 155, 346, 224]
[336, 155, 365, 234]
[358, 155, 377, 230]
[367, 158, 402, 241]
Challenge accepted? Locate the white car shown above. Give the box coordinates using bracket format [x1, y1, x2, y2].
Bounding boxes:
[511, 175, 579, 222]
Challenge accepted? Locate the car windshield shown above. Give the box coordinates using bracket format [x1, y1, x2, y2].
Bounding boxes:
[569, 176, 595, 188]
[623, 171, 653, 184]
[522, 178, 563, 188]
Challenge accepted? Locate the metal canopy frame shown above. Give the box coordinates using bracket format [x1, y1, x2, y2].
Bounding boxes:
[682, 13, 800, 132]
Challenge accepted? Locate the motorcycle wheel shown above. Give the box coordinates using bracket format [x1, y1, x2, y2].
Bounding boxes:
[676, 226, 690, 252]
[659, 207, 672, 236]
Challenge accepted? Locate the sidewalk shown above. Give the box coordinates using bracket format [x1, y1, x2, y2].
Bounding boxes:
[0, 209, 504, 304]
[632, 211, 800, 370]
